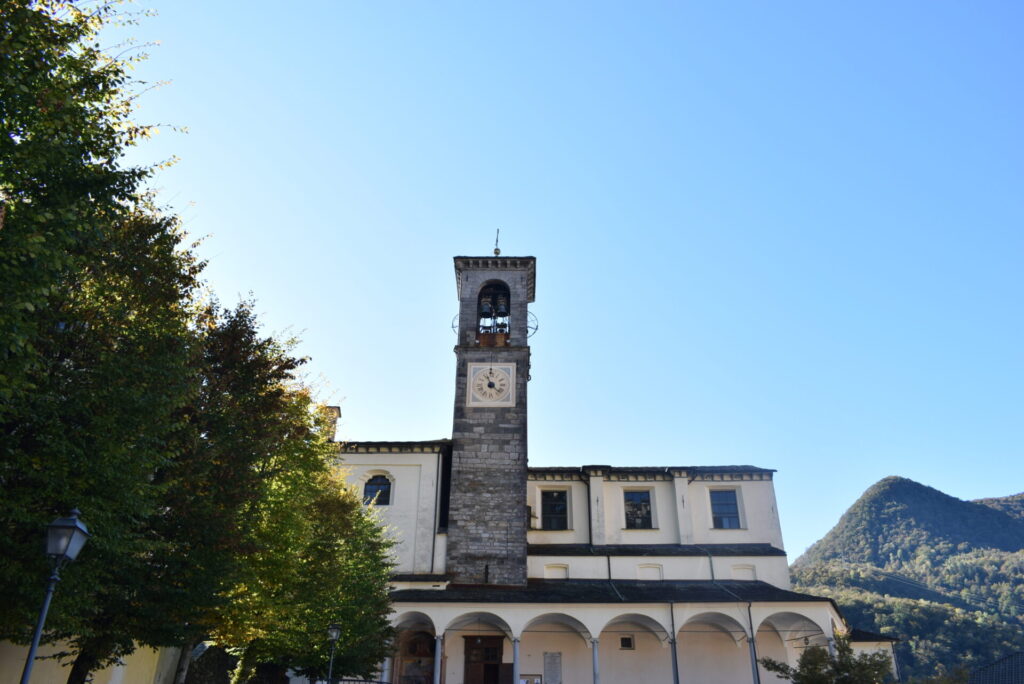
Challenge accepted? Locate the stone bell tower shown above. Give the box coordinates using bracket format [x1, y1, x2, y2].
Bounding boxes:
[446, 254, 535, 586]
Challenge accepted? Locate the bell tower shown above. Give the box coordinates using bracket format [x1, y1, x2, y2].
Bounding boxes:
[446, 254, 535, 586]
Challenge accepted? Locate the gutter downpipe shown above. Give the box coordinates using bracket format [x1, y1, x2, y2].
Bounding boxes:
[669, 602, 680, 684]
[430, 448, 441, 574]
[584, 472, 593, 544]
[696, 545, 760, 684]
[746, 602, 762, 684]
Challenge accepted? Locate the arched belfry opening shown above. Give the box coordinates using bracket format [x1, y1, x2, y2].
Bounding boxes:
[477, 281, 511, 347]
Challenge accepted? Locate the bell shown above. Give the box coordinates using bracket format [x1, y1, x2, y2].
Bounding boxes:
[495, 298, 509, 317]
[480, 300, 493, 317]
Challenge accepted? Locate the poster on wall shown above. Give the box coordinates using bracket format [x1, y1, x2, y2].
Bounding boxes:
[543, 652, 562, 684]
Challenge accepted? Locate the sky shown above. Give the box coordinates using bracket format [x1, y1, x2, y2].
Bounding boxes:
[118, 1, 1023, 558]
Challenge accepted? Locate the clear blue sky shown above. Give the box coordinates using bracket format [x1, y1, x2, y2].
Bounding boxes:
[122, 1, 1023, 557]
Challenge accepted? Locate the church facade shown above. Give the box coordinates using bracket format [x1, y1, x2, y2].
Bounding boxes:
[339, 255, 888, 684]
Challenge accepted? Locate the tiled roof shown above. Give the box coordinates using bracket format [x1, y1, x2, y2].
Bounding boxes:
[969, 652, 1024, 684]
[528, 543, 786, 557]
[847, 627, 898, 643]
[391, 579, 829, 605]
[391, 573, 450, 582]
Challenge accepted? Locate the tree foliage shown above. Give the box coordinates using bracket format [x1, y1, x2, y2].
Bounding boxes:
[1, 4, 393, 682]
[792, 477, 1024, 680]
[760, 635, 894, 683]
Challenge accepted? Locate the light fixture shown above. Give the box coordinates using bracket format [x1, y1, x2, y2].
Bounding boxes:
[46, 509, 90, 564]
[326, 623, 342, 683]
[20, 509, 90, 684]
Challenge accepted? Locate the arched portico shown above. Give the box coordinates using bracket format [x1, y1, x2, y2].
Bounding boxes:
[755, 611, 830, 681]
[596, 613, 673, 684]
[677, 611, 751, 684]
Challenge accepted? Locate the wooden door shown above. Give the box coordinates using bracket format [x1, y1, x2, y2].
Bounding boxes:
[464, 636, 503, 684]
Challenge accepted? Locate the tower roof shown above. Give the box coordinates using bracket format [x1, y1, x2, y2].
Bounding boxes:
[454, 256, 536, 302]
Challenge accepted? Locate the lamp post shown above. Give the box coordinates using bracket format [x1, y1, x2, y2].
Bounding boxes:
[326, 623, 341, 684]
[20, 509, 90, 684]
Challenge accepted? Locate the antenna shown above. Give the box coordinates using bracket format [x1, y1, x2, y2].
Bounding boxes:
[494, 228, 501, 256]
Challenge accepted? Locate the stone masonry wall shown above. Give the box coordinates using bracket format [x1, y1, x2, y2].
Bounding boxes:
[447, 346, 529, 585]
[446, 258, 534, 586]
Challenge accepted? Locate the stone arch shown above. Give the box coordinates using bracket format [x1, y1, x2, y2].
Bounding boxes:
[444, 611, 514, 640]
[677, 611, 752, 684]
[521, 612, 593, 645]
[393, 610, 436, 633]
[391, 612, 438, 684]
[755, 611, 828, 645]
[599, 612, 671, 644]
[678, 611, 748, 645]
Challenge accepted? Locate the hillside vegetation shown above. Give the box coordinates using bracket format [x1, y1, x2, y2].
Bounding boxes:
[792, 477, 1024, 680]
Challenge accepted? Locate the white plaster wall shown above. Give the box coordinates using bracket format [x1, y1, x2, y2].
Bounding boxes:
[519, 624, 592, 684]
[677, 630, 752, 684]
[601, 480, 679, 545]
[342, 451, 442, 574]
[756, 627, 791, 682]
[526, 480, 590, 544]
[0, 641, 169, 684]
[688, 480, 785, 549]
[526, 554, 791, 587]
[598, 622, 674, 684]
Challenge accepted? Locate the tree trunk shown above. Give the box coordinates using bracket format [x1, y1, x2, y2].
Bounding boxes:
[229, 645, 256, 684]
[174, 639, 197, 684]
[66, 649, 99, 684]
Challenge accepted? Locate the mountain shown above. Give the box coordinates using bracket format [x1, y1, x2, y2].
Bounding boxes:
[795, 476, 1024, 568]
[975, 492, 1024, 522]
[792, 477, 1024, 680]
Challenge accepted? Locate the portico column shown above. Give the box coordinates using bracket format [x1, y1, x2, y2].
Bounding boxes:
[591, 638, 600, 684]
[433, 635, 443, 684]
[512, 637, 520, 684]
[669, 638, 680, 684]
[381, 656, 392, 683]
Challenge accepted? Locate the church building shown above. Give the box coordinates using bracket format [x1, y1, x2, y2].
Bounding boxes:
[339, 254, 891, 684]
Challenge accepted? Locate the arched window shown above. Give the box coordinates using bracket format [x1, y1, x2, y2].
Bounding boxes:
[363, 474, 392, 505]
[477, 281, 511, 346]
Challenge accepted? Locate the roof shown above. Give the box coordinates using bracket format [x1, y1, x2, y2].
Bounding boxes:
[392, 573, 450, 583]
[339, 439, 451, 452]
[970, 652, 1024, 684]
[391, 579, 830, 605]
[847, 627, 898, 643]
[528, 465, 776, 476]
[528, 543, 786, 557]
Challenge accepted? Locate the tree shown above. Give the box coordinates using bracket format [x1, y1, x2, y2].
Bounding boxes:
[1, 0, 155, 407]
[760, 635, 895, 683]
[1, 5, 394, 682]
[159, 303, 392, 684]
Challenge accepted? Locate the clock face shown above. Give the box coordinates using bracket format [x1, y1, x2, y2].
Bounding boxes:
[467, 363, 515, 406]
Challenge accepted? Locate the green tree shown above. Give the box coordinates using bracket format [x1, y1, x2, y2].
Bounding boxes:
[760, 636, 894, 683]
[2, 5, 394, 682]
[1, 0, 155, 406]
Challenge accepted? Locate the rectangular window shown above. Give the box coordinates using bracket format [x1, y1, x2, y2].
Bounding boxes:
[541, 490, 568, 530]
[624, 490, 652, 529]
[711, 489, 741, 529]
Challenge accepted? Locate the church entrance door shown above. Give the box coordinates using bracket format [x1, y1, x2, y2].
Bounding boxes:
[463, 635, 503, 684]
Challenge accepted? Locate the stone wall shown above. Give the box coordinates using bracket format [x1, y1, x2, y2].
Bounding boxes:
[447, 347, 529, 585]
[446, 257, 535, 586]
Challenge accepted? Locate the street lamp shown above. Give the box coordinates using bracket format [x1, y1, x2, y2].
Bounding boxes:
[20, 509, 90, 684]
[326, 623, 342, 684]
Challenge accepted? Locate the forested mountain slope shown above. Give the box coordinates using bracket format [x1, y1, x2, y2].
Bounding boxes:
[791, 477, 1024, 680]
